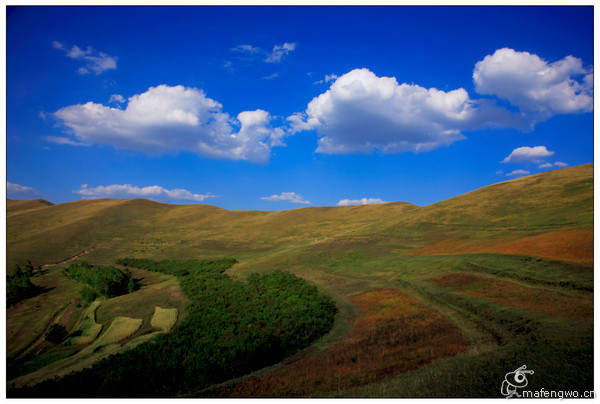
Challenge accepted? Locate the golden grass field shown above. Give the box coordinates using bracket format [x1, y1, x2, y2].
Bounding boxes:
[150, 307, 178, 331]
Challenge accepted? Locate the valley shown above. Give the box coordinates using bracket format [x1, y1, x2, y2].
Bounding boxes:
[6, 164, 594, 397]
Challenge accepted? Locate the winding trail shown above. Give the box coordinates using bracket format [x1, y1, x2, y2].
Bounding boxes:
[40, 243, 101, 268]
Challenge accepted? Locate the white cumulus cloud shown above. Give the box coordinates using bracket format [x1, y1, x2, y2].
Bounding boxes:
[261, 191, 310, 204]
[554, 161, 568, 168]
[73, 184, 216, 202]
[288, 68, 514, 155]
[501, 146, 554, 164]
[53, 41, 117, 75]
[287, 49, 591, 157]
[7, 182, 41, 198]
[473, 48, 593, 120]
[337, 197, 386, 206]
[53, 85, 285, 163]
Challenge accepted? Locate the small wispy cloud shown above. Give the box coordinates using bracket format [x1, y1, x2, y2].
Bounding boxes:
[7, 182, 41, 198]
[230, 44, 262, 54]
[227, 42, 297, 68]
[73, 184, 217, 202]
[501, 146, 554, 164]
[223, 60, 234, 73]
[109, 94, 125, 104]
[261, 191, 310, 204]
[337, 197, 386, 206]
[53, 40, 117, 75]
[265, 42, 297, 63]
[539, 161, 569, 169]
[44, 136, 90, 147]
[262, 72, 279, 80]
[314, 73, 339, 84]
[506, 169, 531, 177]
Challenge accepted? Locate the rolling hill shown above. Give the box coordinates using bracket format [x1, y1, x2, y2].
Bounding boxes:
[6, 163, 594, 397]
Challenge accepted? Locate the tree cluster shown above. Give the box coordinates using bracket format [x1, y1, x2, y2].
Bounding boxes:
[64, 262, 134, 302]
[7, 261, 38, 307]
[15, 258, 337, 397]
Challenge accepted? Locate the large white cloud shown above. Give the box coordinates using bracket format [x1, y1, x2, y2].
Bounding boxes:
[73, 184, 216, 202]
[288, 68, 519, 155]
[53, 85, 284, 163]
[501, 146, 554, 164]
[473, 48, 593, 119]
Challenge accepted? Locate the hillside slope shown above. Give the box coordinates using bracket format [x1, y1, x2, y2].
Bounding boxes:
[7, 199, 54, 216]
[7, 164, 593, 269]
[390, 164, 593, 263]
[7, 197, 418, 270]
[6, 164, 593, 397]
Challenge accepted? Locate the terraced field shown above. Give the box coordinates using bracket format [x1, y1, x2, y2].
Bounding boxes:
[6, 164, 593, 397]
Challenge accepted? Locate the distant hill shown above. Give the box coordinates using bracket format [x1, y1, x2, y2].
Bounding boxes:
[6, 164, 593, 269]
[6, 196, 417, 270]
[7, 199, 54, 216]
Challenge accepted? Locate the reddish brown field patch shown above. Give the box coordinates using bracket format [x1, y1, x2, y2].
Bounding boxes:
[428, 273, 592, 321]
[413, 229, 593, 264]
[217, 288, 468, 397]
[58, 302, 78, 327]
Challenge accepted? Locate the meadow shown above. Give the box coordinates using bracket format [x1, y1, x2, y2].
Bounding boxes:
[6, 164, 594, 397]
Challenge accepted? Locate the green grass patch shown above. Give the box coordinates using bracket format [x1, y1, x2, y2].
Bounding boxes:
[70, 301, 102, 345]
[94, 316, 143, 345]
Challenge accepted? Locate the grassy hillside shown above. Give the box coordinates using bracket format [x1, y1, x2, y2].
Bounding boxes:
[7, 164, 593, 270]
[7, 197, 418, 270]
[6, 164, 593, 397]
[7, 199, 54, 216]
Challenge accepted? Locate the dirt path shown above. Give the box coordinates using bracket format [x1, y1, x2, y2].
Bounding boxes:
[40, 243, 101, 268]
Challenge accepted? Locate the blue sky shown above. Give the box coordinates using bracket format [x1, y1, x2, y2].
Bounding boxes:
[6, 6, 594, 210]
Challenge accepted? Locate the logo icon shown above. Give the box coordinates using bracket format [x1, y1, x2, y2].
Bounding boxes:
[501, 365, 534, 398]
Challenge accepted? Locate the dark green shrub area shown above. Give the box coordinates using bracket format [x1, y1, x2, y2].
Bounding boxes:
[44, 324, 68, 345]
[115, 257, 237, 277]
[64, 262, 133, 299]
[14, 258, 337, 398]
[7, 261, 39, 307]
